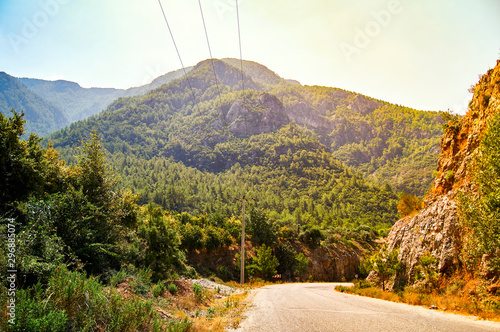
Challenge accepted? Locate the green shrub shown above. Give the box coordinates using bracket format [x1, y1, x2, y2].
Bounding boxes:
[459, 111, 500, 273]
[167, 317, 193, 332]
[8, 284, 68, 332]
[153, 282, 167, 297]
[358, 279, 372, 289]
[5, 266, 163, 332]
[295, 252, 309, 280]
[111, 269, 128, 287]
[167, 282, 178, 295]
[192, 283, 203, 302]
[131, 269, 152, 296]
[250, 244, 279, 279]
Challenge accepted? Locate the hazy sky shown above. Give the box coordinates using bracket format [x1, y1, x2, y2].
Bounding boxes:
[0, 0, 499, 114]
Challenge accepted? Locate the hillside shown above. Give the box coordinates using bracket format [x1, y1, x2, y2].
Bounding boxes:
[18, 67, 190, 124]
[0, 72, 67, 136]
[49, 58, 443, 198]
[44, 58, 448, 240]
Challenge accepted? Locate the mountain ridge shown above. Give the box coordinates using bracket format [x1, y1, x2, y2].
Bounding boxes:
[0, 72, 67, 136]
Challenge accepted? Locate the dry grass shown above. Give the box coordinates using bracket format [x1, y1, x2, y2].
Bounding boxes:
[146, 279, 268, 331]
[338, 275, 500, 322]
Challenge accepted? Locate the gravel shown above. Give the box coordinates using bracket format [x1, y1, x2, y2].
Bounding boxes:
[189, 278, 241, 295]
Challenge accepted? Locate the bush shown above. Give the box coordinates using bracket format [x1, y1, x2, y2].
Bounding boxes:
[110, 269, 128, 287]
[295, 253, 309, 280]
[459, 111, 500, 273]
[9, 284, 68, 332]
[368, 246, 401, 291]
[153, 282, 167, 297]
[167, 282, 178, 295]
[298, 225, 323, 247]
[192, 283, 203, 302]
[167, 317, 193, 332]
[3, 265, 163, 332]
[250, 244, 279, 279]
[131, 268, 152, 296]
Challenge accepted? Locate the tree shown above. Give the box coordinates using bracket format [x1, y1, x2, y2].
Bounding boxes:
[75, 130, 118, 207]
[135, 212, 184, 281]
[251, 244, 279, 279]
[397, 191, 422, 217]
[247, 208, 278, 246]
[369, 245, 401, 291]
[295, 252, 309, 281]
[459, 112, 500, 273]
[0, 109, 46, 213]
[275, 243, 297, 280]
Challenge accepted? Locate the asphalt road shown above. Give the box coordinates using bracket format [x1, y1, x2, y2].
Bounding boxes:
[232, 283, 500, 332]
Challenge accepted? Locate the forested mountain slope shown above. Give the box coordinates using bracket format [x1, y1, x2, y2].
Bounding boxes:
[47, 59, 444, 232]
[0, 72, 67, 136]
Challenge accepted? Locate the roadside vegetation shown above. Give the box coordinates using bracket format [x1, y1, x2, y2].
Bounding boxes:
[338, 110, 500, 321]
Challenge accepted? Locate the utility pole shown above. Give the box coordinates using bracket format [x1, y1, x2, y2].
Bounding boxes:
[240, 195, 251, 284]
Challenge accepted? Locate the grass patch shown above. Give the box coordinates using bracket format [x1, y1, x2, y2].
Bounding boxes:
[339, 277, 500, 321]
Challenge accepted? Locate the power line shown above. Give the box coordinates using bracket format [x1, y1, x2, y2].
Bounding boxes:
[235, 0, 245, 95]
[197, 0, 224, 110]
[157, 0, 198, 107]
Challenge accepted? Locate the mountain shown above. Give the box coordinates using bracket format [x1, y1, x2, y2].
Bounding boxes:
[18, 67, 190, 125]
[387, 59, 500, 284]
[0, 72, 67, 136]
[46, 59, 445, 234]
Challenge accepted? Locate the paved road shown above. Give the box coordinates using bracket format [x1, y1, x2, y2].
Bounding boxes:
[233, 283, 500, 332]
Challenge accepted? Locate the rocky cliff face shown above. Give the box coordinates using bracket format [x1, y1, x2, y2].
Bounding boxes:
[303, 243, 362, 281]
[387, 60, 500, 283]
[285, 101, 333, 133]
[226, 93, 289, 137]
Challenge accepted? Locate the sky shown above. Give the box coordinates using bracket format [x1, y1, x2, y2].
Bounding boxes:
[0, 0, 499, 114]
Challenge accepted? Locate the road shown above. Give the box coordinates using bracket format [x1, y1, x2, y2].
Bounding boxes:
[232, 283, 500, 332]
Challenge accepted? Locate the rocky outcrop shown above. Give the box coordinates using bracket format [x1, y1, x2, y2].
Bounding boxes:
[285, 101, 333, 133]
[304, 244, 362, 281]
[387, 195, 461, 281]
[226, 93, 289, 137]
[348, 95, 381, 115]
[387, 59, 500, 283]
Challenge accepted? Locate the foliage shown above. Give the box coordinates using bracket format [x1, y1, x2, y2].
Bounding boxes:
[298, 225, 323, 247]
[459, 112, 500, 274]
[132, 207, 184, 281]
[166, 317, 193, 332]
[0, 110, 52, 213]
[1, 265, 163, 332]
[192, 283, 203, 302]
[368, 246, 401, 291]
[247, 208, 278, 246]
[153, 282, 167, 297]
[294, 253, 309, 280]
[413, 252, 439, 288]
[250, 244, 279, 279]
[275, 243, 297, 280]
[110, 269, 127, 287]
[167, 282, 178, 295]
[397, 191, 422, 217]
